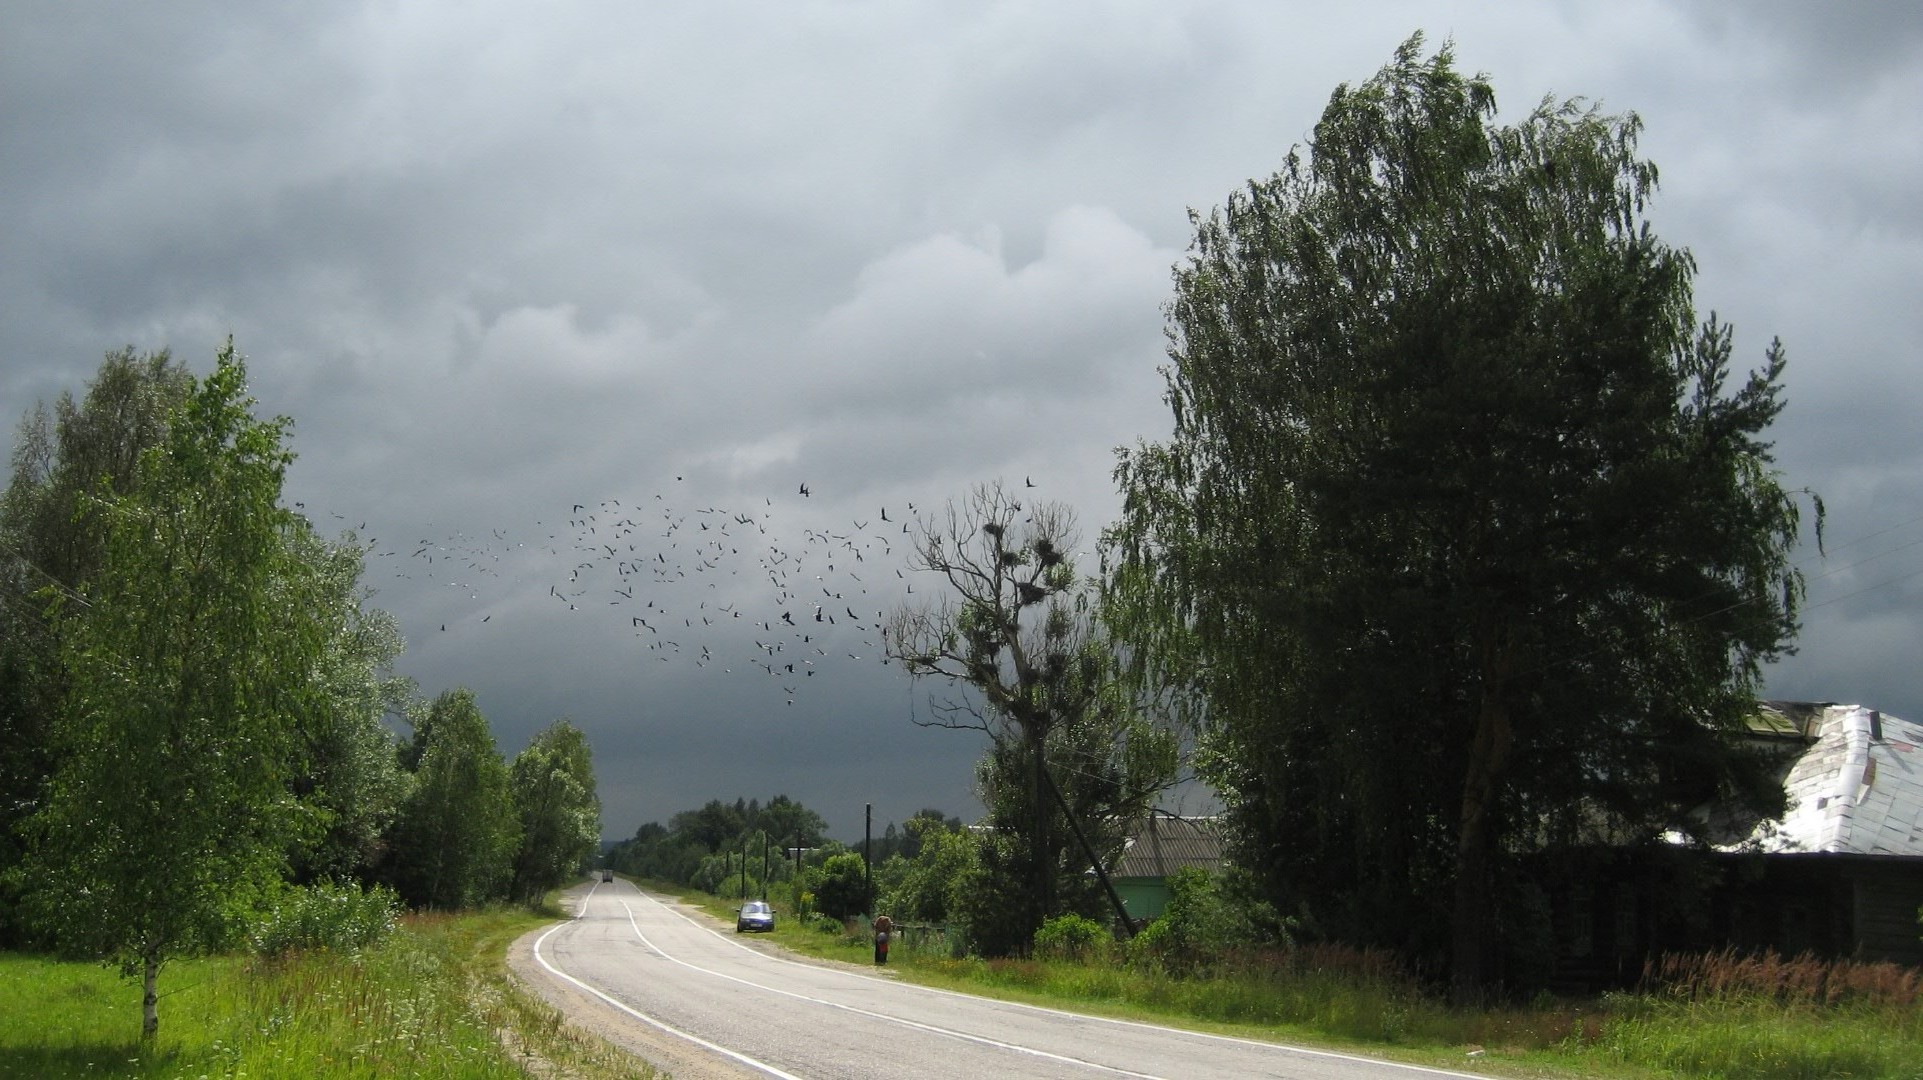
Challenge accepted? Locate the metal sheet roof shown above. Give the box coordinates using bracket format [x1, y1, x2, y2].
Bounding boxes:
[1109, 815, 1224, 878]
[1743, 704, 1923, 857]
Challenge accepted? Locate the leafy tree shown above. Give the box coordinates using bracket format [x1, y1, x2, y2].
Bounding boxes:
[669, 799, 747, 855]
[285, 525, 411, 885]
[888, 482, 1174, 953]
[382, 688, 518, 909]
[0, 348, 192, 945]
[813, 851, 871, 922]
[24, 341, 328, 1038]
[1109, 36, 1812, 1000]
[507, 719, 602, 904]
[609, 820, 704, 884]
[895, 808, 962, 861]
[884, 816, 976, 925]
[746, 794, 827, 852]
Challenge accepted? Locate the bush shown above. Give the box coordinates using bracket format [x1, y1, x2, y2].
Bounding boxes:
[813, 852, 871, 921]
[249, 880, 399, 955]
[1035, 913, 1109, 963]
[1125, 867, 1255, 972]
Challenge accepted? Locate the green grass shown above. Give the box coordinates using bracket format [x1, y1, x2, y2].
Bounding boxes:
[0, 902, 654, 1079]
[668, 884, 1923, 1079]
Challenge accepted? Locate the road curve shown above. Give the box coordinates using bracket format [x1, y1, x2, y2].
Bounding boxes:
[520, 879, 1490, 1080]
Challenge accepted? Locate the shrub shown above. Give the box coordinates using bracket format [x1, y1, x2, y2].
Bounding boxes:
[1126, 867, 1258, 972]
[1035, 913, 1110, 963]
[813, 852, 871, 921]
[249, 880, 399, 955]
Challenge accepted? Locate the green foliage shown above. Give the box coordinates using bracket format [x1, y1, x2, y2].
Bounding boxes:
[1108, 34, 1811, 996]
[1034, 913, 1109, 963]
[884, 818, 976, 924]
[812, 852, 870, 921]
[381, 689, 519, 910]
[888, 483, 1177, 954]
[1125, 868, 1266, 973]
[25, 341, 332, 1037]
[0, 908, 657, 1079]
[507, 719, 601, 904]
[691, 851, 763, 900]
[0, 348, 194, 947]
[246, 880, 398, 956]
[608, 794, 828, 890]
[951, 828, 1046, 958]
[716, 885, 1923, 1077]
[284, 526, 410, 886]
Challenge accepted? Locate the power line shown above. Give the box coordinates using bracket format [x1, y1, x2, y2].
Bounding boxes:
[0, 539, 90, 609]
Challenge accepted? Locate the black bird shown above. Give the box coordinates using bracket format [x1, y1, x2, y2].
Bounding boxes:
[1025, 476, 1035, 488]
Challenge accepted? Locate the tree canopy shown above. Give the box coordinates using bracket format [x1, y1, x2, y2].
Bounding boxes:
[1108, 35, 1812, 998]
[379, 688, 518, 910]
[888, 482, 1175, 953]
[508, 719, 602, 904]
[0, 348, 194, 945]
[26, 341, 331, 1036]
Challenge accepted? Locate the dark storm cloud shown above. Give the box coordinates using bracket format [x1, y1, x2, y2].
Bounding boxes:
[4, 2, 1920, 838]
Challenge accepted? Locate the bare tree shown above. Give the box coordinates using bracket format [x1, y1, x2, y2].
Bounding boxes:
[887, 482, 1170, 948]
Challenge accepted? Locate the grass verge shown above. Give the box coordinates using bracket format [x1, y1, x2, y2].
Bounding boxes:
[0, 901, 652, 1079]
[671, 885, 1923, 1080]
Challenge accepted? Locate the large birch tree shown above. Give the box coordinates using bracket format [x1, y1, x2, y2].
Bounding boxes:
[28, 341, 328, 1037]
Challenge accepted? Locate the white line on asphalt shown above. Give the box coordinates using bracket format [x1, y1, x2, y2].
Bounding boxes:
[620, 896, 1169, 1079]
[639, 888, 1490, 1080]
[532, 885, 805, 1080]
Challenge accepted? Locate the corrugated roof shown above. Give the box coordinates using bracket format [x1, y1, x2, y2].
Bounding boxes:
[1109, 815, 1224, 878]
[1740, 704, 1923, 857]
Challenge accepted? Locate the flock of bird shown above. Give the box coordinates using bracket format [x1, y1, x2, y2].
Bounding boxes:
[322, 479, 1019, 708]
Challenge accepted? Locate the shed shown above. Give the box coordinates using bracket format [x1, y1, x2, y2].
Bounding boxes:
[1106, 816, 1223, 920]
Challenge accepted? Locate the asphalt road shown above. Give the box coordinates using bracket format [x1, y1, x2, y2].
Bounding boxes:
[523, 879, 1493, 1080]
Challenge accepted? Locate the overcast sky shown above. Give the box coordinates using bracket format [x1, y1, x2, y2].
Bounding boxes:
[5, 2, 1920, 841]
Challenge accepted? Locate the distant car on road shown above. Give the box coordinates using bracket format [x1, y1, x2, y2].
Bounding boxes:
[735, 900, 776, 933]
[601, 869, 614, 883]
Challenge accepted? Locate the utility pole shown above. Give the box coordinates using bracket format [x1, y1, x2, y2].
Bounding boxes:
[863, 802, 873, 916]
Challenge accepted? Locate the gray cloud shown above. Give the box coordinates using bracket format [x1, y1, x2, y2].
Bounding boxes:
[4, 2, 1919, 838]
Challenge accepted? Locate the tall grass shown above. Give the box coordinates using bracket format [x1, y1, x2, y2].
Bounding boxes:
[622, 886, 1923, 1079]
[1572, 950, 1923, 1080]
[773, 907, 1922, 1079]
[0, 905, 651, 1079]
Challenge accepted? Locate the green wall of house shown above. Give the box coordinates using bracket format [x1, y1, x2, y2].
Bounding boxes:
[1116, 878, 1172, 920]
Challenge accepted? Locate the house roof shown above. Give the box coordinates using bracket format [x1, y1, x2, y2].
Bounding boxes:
[1109, 815, 1224, 879]
[1740, 703, 1923, 857]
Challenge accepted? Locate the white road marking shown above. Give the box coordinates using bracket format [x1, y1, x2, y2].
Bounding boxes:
[619, 897, 1168, 1078]
[639, 888, 1491, 1080]
[531, 882, 805, 1080]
